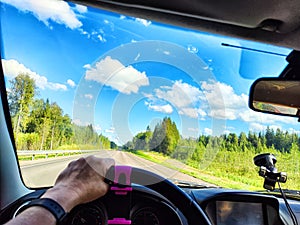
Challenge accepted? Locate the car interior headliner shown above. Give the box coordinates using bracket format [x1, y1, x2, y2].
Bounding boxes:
[76, 0, 300, 50]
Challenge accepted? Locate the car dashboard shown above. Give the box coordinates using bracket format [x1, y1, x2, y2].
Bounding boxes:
[0, 185, 186, 225]
[1, 184, 300, 225]
[186, 188, 300, 225]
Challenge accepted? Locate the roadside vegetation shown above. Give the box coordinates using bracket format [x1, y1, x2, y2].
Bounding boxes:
[7, 74, 115, 151]
[123, 118, 300, 190]
[18, 151, 88, 161]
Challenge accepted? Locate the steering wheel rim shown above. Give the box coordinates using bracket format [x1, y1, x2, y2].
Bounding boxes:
[106, 166, 212, 225]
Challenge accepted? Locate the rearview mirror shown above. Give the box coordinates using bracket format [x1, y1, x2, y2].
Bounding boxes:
[249, 78, 300, 117]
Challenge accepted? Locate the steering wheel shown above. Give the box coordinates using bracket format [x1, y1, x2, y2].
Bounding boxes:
[105, 166, 212, 225]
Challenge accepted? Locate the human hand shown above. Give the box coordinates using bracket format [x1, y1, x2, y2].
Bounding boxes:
[42, 156, 115, 212]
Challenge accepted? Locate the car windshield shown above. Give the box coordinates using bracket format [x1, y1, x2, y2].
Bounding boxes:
[1, 1, 299, 191]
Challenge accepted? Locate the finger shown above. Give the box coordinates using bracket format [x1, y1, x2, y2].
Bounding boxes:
[86, 156, 115, 177]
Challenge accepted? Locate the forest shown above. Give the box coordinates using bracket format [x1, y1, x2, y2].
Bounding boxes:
[124, 117, 300, 189]
[8, 74, 114, 150]
[124, 116, 300, 156]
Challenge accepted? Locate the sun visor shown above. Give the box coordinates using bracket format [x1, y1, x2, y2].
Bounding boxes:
[238, 48, 289, 79]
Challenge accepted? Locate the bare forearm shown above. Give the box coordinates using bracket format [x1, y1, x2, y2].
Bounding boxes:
[4, 156, 114, 225]
[5, 187, 77, 225]
[5, 207, 56, 225]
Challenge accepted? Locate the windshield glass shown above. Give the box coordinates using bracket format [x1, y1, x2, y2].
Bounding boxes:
[1, 1, 299, 190]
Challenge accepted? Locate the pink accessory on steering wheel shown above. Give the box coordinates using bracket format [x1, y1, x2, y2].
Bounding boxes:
[110, 166, 133, 195]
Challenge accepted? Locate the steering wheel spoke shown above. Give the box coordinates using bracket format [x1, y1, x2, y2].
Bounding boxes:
[105, 166, 212, 225]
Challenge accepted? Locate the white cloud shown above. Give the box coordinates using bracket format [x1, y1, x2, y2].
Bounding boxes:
[2, 0, 83, 29]
[118, 15, 151, 26]
[145, 101, 173, 114]
[2, 59, 67, 91]
[48, 83, 67, 91]
[155, 80, 204, 108]
[75, 4, 87, 14]
[72, 119, 89, 126]
[249, 123, 266, 132]
[200, 80, 300, 126]
[179, 107, 198, 118]
[201, 80, 248, 120]
[204, 128, 212, 135]
[144, 78, 299, 126]
[135, 18, 151, 26]
[288, 128, 300, 134]
[94, 124, 102, 133]
[85, 56, 149, 94]
[73, 119, 83, 126]
[105, 127, 115, 133]
[267, 125, 283, 131]
[83, 64, 91, 69]
[188, 127, 199, 132]
[249, 123, 282, 133]
[84, 94, 93, 100]
[67, 79, 76, 87]
[147, 80, 206, 118]
[204, 127, 230, 135]
[198, 108, 207, 117]
[238, 107, 299, 128]
[223, 130, 231, 135]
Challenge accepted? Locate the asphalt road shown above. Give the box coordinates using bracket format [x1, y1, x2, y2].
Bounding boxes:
[19, 150, 214, 188]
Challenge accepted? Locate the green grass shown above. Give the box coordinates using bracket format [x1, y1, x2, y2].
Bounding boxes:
[17, 144, 109, 161]
[129, 150, 300, 191]
[18, 152, 83, 161]
[57, 144, 102, 150]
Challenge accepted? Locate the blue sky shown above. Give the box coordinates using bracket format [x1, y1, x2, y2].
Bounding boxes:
[1, 0, 298, 144]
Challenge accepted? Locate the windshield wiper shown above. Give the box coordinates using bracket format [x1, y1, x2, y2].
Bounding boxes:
[261, 189, 300, 200]
[276, 189, 300, 196]
[170, 179, 216, 189]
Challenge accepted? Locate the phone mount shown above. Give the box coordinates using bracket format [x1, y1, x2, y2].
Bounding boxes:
[253, 153, 287, 190]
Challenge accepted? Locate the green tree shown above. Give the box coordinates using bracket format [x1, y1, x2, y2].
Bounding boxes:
[8, 74, 36, 138]
[223, 133, 239, 151]
[190, 141, 205, 162]
[173, 138, 197, 161]
[25, 99, 73, 150]
[248, 131, 259, 150]
[110, 141, 118, 149]
[58, 115, 73, 146]
[7, 74, 114, 150]
[39, 99, 52, 150]
[49, 103, 63, 150]
[265, 126, 275, 148]
[198, 135, 210, 147]
[98, 134, 111, 149]
[238, 132, 248, 152]
[149, 121, 165, 151]
[133, 130, 152, 150]
[149, 117, 180, 155]
[123, 141, 134, 150]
